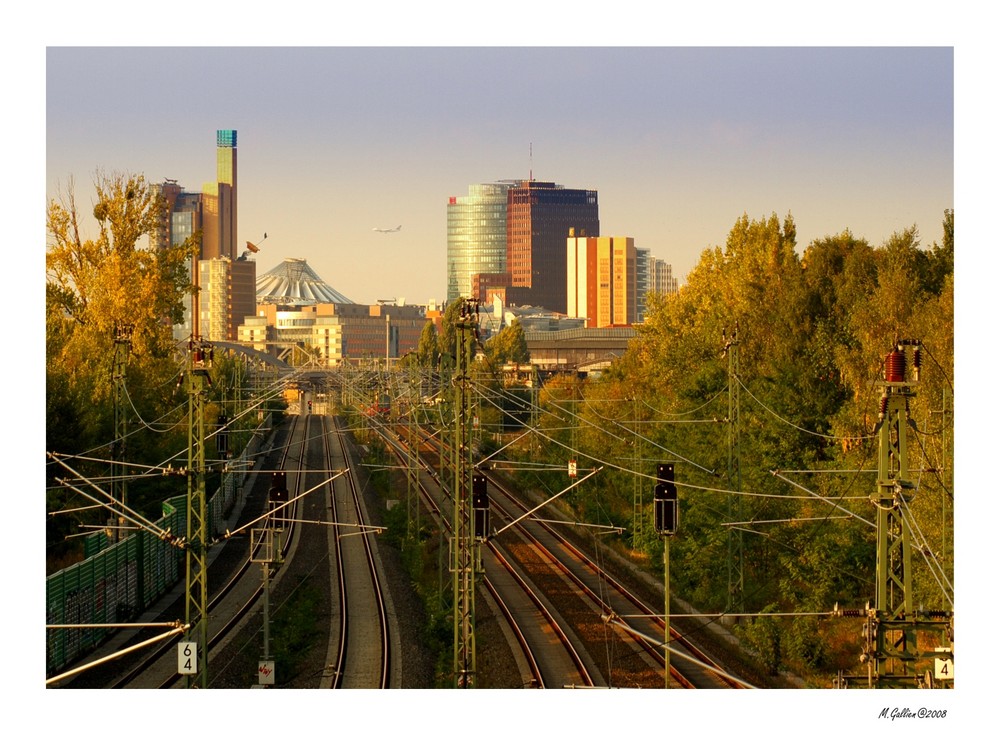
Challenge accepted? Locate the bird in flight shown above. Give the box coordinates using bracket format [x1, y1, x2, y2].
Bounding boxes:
[373, 225, 402, 233]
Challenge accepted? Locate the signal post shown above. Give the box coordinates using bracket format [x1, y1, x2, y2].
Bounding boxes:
[654, 462, 678, 687]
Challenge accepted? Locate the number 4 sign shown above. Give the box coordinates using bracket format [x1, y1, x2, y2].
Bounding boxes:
[178, 641, 198, 675]
[934, 648, 954, 680]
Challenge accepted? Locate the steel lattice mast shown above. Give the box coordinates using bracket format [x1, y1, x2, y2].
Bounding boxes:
[451, 301, 480, 687]
[184, 339, 212, 688]
[839, 340, 954, 688]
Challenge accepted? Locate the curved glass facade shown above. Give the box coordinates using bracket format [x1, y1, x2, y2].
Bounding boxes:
[446, 182, 515, 302]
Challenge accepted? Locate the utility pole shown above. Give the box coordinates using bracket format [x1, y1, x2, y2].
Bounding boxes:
[938, 388, 953, 607]
[530, 366, 539, 458]
[254, 471, 286, 687]
[111, 322, 134, 544]
[841, 340, 953, 688]
[451, 300, 481, 687]
[406, 362, 420, 542]
[632, 396, 643, 548]
[723, 326, 744, 614]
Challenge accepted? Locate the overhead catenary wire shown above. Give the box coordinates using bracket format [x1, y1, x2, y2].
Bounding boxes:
[472, 378, 875, 503]
[473, 377, 718, 477]
[735, 374, 872, 442]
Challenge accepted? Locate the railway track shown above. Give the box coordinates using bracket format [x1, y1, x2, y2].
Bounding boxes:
[372, 418, 596, 688]
[484, 468, 741, 688]
[378, 415, 743, 688]
[72, 412, 395, 689]
[88, 415, 307, 688]
[320, 414, 391, 688]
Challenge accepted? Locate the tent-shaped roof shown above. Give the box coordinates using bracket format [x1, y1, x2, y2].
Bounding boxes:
[256, 258, 354, 305]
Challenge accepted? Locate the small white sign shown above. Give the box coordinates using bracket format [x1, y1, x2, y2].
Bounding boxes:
[568, 460, 577, 478]
[934, 648, 954, 680]
[178, 641, 197, 675]
[258, 660, 276, 686]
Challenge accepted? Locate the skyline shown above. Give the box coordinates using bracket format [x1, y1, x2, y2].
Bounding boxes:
[46, 47, 953, 307]
[22, 8, 997, 725]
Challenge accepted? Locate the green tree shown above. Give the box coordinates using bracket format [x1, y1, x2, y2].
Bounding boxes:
[437, 298, 475, 369]
[416, 319, 440, 367]
[46, 172, 195, 566]
[486, 318, 529, 365]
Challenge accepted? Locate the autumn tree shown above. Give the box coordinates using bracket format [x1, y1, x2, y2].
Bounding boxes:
[47, 172, 193, 355]
[46, 172, 195, 562]
[485, 318, 529, 365]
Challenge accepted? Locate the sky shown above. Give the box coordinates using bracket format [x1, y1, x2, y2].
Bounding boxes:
[44, 45, 953, 306]
[20, 3, 1000, 727]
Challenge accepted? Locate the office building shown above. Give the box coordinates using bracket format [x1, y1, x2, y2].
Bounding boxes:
[198, 257, 256, 341]
[239, 302, 426, 367]
[153, 130, 254, 341]
[566, 235, 637, 328]
[202, 129, 238, 260]
[447, 179, 599, 313]
[651, 258, 679, 296]
[635, 247, 650, 323]
[506, 180, 599, 313]
[447, 182, 515, 302]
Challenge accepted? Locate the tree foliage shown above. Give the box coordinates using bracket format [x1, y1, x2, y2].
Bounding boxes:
[436, 298, 476, 369]
[416, 319, 440, 367]
[46, 172, 198, 565]
[519, 210, 954, 679]
[47, 172, 193, 358]
[485, 318, 529, 365]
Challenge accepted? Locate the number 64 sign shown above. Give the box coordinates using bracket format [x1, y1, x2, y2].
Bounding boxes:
[178, 641, 198, 675]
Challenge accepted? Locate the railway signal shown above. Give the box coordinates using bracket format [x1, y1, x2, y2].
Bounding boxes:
[472, 473, 489, 540]
[216, 414, 230, 460]
[269, 471, 288, 504]
[269, 471, 288, 535]
[653, 463, 678, 536]
[652, 461, 678, 688]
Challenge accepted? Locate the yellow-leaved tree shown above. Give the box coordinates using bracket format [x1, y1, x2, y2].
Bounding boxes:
[46, 172, 195, 563]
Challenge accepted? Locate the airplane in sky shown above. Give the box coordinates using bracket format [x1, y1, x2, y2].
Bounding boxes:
[373, 225, 402, 233]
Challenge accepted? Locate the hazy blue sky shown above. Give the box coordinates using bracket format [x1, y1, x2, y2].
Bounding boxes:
[45, 46, 953, 306]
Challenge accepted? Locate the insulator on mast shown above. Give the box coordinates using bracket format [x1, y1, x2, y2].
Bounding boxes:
[879, 395, 889, 419]
[885, 349, 906, 383]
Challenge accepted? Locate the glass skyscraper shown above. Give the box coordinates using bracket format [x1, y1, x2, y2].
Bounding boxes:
[446, 182, 515, 303]
[447, 179, 599, 312]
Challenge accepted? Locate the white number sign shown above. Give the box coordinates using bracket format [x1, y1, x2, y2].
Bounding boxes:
[178, 641, 198, 675]
[934, 648, 954, 680]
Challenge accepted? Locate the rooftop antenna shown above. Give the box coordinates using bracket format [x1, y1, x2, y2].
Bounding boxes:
[529, 142, 533, 182]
